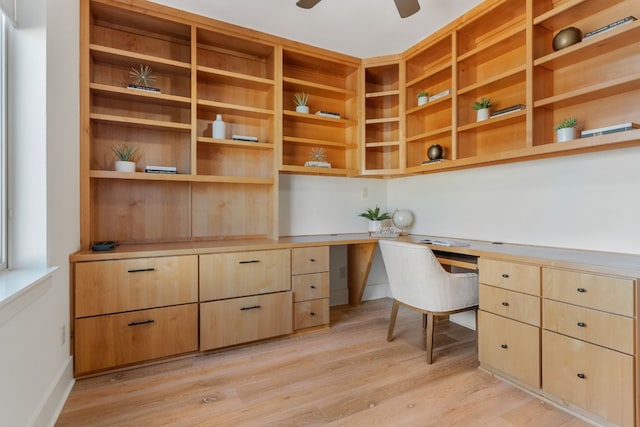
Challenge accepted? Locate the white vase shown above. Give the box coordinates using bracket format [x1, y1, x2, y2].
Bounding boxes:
[556, 127, 575, 143]
[368, 220, 382, 235]
[212, 114, 226, 139]
[417, 96, 428, 106]
[115, 160, 136, 172]
[295, 105, 309, 114]
[476, 108, 490, 122]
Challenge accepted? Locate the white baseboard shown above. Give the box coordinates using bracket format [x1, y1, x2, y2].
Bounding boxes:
[362, 283, 391, 301]
[30, 356, 74, 427]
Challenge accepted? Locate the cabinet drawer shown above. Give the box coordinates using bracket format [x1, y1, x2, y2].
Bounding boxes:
[292, 246, 329, 275]
[542, 268, 634, 316]
[543, 299, 634, 355]
[478, 310, 540, 388]
[200, 249, 291, 301]
[200, 291, 293, 350]
[75, 255, 198, 317]
[479, 284, 540, 326]
[542, 330, 634, 427]
[74, 303, 198, 375]
[292, 272, 330, 302]
[478, 259, 540, 295]
[294, 298, 330, 330]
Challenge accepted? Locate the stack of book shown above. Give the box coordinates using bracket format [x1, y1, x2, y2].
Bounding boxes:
[581, 122, 640, 138]
[127, 84, 160, 93]
[145, 165, 177, 174]
[231, 135, 259, 142]
[315, 110, 341, 119]
[583, 16, 636, 40]
[490, 104, 525, 119]
[428, 89, 451, 102]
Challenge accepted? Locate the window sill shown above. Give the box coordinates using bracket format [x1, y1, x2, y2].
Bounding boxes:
[0, 266, 58, 326]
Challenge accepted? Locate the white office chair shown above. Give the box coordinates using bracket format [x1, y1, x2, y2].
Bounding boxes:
[378, 239, 479, 364]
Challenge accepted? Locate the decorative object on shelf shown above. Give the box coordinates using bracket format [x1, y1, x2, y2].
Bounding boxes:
[490, 104, 525, 119]
[128, 64, 160, 92]
[304, 147, 331, 168]
[232, 134, 258, 142]
[552, 27, 582, 51]
[428, 89, 450, 102]
[212, 114, 226, 139]
[315, 110, 341, 119]
[417, 91, 429, 106]
[358, 205, 391, 235]
[145, 165, 177, 174]
[581, 122, 640, 138]
[371, 225, 399, 238]
[583, 16, 636, 40]
[391, 209, 414, 235]
[111, 144, 138, 172]
[294, 92, 310, 114]
[554, 117, 577, 143]
[427, 144, 443, 161]
[472, 97, 493, 122]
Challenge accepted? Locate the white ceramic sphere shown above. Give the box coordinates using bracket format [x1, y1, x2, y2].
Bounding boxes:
[392, 209, 413, 228]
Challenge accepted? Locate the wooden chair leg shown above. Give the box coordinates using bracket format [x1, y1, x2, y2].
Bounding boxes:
[422, 313, 427, 329]
[387, 299, 399, 342]
[425, 311, 435, 364]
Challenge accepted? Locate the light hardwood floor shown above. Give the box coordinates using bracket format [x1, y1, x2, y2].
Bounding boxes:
[57, 298, 591, 426]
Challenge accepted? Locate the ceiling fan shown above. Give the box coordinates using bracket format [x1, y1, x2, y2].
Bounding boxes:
[296, 0, 421, 19]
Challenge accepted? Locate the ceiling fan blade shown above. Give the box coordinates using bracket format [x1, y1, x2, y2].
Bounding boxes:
[296, 0, 322, 9]
[394, 0, 420, 18]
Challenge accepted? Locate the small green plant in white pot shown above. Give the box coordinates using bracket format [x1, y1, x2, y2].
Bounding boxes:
[111, 144, 138, 172]
[358, 205, 391, 235]
[554, 117, 577, 142]
[472, 97, 493, 122]
[294, 92, 310, 114]
[417, 91, 429, 106]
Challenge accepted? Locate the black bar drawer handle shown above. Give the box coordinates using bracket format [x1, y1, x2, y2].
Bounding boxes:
[239, 260, 260, 264]
[501, 301, 509, 306]
[240, 305, 261, 311]
[127, 268, 156, 273]
[500, 344, 508, 349]
[501, 273, 509, 278]
[577, 373, 586, 379]
[128, 319, 155, 326]
[577, 287, 586, 293]
[577, 322, 586, 327]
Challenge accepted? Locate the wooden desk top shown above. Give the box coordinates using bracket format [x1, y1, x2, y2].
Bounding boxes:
[69, 233, 640, 277]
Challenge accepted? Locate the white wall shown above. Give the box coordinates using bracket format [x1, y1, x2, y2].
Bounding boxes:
[0, 0, 79, 426]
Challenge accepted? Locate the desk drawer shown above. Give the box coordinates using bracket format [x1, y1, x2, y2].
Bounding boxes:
[292, 272, 330, 302]
[543, 299, 634, 354]
[479, 284, 540, 326]
[478, 259, 540, 295]
[74, 303, 198, 375]
[542, 268, 634, 316]
[542, 330, 634, 427]
[75, 255, 198, 317]
[200, 249, 291, 301]
[294, 298, 329, 330]
[292, 246, 329, 275]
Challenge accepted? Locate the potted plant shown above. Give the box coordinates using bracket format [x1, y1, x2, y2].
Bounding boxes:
[358, 205, 391, 235]
[472, 97, 494, 122]
[111, 144, 138, 172]
[294, 92, 310, 114]
[554, 117, 577, 142]
[417, 91, 429, 106]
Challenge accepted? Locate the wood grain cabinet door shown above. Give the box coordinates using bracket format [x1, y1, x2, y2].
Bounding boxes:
[294, 298, 329, 330]
[478, 259, 540, 295]
[292, 272, 330, 302]
[292, 246, 329, 275]
[479, 284, 540, 326]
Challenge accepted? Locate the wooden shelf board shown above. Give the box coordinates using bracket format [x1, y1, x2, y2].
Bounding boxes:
[283, 110, 357, 127]
[279, 165, 357, 176]
[196, 65, 274, 90]
[457, 24, 525, 64]
[365, 90, 400, 98]
[365, 117, 400, 125]
[196, 137, 273, 150]
[458, 110, 526, 132]
[406, 94, 452, 115]
[533, 0, 589, 26]
[89, 170, 274, 185]
[197, 100, 274, 119]
[90, 113, 191, 132]
[457, 64, 526, 96]
[90, 83, 191, 106]
[365, 141, 401, 148]
[407, 126, 452, 142]
[406, 61, 452, 88]
[90, 44, 191, 75]
[282, 77, 357, 100]
[282, 136, 357, 149]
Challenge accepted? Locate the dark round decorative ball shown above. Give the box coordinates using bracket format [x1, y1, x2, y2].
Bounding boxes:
[427, 144, 443, 160]
[552, 27, 582, 51]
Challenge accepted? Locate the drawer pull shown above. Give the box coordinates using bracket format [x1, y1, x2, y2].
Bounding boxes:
[500, 344, 508, 349]
[310, 312, 315, 316]
[310, 258, 316, 262]
[501, 301, 509, 307]
[239, 260, 260, 264]
[128, 319, 155, 327]
[577, 322, 586, 327]
[577, 373, 586, 379]
[127, 268, 156, 273]
[577, 287, 586, 293]
[501, 273, 509, 278]
[310, 285, 316, 289]
[240, 305, 261, 311]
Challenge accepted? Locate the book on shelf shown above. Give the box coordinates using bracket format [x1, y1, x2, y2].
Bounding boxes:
[583, 16, 636, 40]
[231, 134, 259, 142]
[428, 89, 450, 102]
[580, 122, 640, 138]
[145, 165, 177, 174]
[421, 158, 449, 165]
[304, 161, 331, 168]
[490, 104, 525, 118]
[315, 110, 341, 119]
[127, 84, 161, 93]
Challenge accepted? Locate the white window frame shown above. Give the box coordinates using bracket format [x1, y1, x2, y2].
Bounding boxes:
[0, 13, 7, 270]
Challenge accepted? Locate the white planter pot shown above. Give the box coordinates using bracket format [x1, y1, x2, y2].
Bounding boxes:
[556, 127, 576, 143]
[295, 105, 309, 114]
[476, 108, 490, 122]
[368, 220, 382, 235]
[417, 96, 428, 106]
[115, 160, 136, 172]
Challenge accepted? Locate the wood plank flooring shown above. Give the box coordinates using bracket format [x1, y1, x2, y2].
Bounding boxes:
[56, 298, 591, 426]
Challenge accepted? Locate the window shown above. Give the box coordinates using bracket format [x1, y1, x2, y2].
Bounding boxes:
[0, 13, 6, 270]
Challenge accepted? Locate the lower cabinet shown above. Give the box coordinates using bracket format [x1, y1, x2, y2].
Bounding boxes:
[291, 246, 330, 330]
[74, 304, 198, 374]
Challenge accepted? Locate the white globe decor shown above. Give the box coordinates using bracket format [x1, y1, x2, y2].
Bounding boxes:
[392, 209, 413, 235]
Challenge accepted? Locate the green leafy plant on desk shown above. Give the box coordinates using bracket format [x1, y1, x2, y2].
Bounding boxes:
[359, 206, 391, 235]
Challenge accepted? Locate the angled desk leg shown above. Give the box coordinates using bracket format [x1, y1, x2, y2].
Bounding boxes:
[347, 242, 377, 306]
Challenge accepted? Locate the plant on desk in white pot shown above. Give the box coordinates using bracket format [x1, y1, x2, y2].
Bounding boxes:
[111, 144, 138, 172]
[554, 117, 577, 142]
[358, 205, 391, 235]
